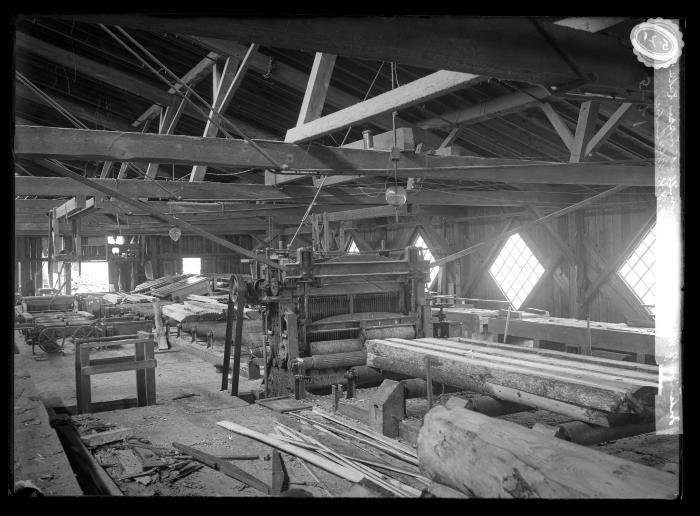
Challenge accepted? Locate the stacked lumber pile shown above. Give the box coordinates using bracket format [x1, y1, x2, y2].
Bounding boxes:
[187, 294, 229, 305]
[161, 303, 225, 323]
[18, 310, 96, 326]
[103, 292, 157, 305]
[151, 275, 209, 301]
[365, 337, 658, 426]
[102, 293, 122, 305]
[183, 295, 227, 315]
[132, 274, 193, 293]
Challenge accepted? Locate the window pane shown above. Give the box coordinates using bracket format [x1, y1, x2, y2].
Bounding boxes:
[488, 233, 545, 310]
[618, 224, 656, 315]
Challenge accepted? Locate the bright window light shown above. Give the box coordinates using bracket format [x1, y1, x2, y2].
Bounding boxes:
[71, 261, 110, 293]
[413, 233, 440, 286]
[489, 233, 545, 310]
[347, 239, 360, 254]
[618, 224, 655, 315]
[182, 257, 201, 275]
[107, 236, 116, 244]
[115, 235, 125, 245]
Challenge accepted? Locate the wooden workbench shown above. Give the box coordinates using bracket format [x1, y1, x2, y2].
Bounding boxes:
[431, 307, 655, 364]
[486, 316, 655, 364]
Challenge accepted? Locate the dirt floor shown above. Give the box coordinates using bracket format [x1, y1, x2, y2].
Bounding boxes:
[12, 329, 680, 497]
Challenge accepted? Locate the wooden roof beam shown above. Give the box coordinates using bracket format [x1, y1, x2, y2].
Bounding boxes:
[296, 53, 337, 127]
[15, 126, 654, 186]
[15, 31, 275, 141]
[15, 176, 597, 207]
[57, 15, 650, 94]
[415, 18, 634, 133]
[285, 70, 483, 143]
[190, 45, 257, 182]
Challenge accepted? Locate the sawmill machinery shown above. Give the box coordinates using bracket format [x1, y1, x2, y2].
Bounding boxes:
[233, 246, 432, 397]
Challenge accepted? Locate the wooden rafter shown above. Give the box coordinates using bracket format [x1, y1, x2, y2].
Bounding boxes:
[15, 32, 275, 141]
[570, 101, 600, 163]
[15, 126, 655, 186]
[57, 15, 650, 94]
[190, 45, 258, 181]
[285, 70, 482, 143]
[15, 176, 594, 207]
[296, 53, 337, 127]
[540, 103, 575, 152]
[584, 103, 634, 159]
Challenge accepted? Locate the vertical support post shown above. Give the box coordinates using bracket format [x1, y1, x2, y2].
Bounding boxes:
[221, 277, 235, 391]
[145, 339, 156, 405]
[346, 371, 356, 399]
[503, 306, 512, 343]
[230, 285, 246, 397]
[135, 340, 147, 407]
[77, 344, 92, 414]
[424, 356, 434, 409]
[64, 261, 71, 295]
[567, 212, 581, 318]
[332, 384, 339, 412]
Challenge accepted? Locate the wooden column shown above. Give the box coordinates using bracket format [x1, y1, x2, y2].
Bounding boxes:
[567, 213, 581, 318]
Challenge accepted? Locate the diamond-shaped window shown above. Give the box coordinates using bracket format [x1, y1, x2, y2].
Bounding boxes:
[618, 224, 655, 315]
[346, 238, 360, 254]
[413, 232, 440, 286]
[489, 233, 545, 309]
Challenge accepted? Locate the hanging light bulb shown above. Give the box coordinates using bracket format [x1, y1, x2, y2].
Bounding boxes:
[385, 185, 407, 207]
[169, 226, 182, 242]
[111, 246, 120, 256]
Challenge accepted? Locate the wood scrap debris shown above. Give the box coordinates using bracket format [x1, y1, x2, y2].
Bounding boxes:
[216, 417, 426, 497]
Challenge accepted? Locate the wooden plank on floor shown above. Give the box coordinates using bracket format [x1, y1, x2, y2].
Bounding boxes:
[255, 397, 312, 413]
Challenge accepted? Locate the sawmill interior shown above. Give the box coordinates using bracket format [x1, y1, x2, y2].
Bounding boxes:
[11, 14, 684, 499]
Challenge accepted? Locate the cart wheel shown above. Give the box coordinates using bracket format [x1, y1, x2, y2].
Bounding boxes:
[37, 327, 63, 354]
[72, 325, 102, 341]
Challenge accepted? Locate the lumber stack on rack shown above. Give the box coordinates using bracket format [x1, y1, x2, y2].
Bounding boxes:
[151, 275, 210, 301]
[161, 303, 224, 323]
[132, 274, 193, 293]
[417, 405, 677, 498]
[365, 337, 657, 426]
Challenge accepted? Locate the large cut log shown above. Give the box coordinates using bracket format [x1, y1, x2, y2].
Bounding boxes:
[365, 338, 651, 414]
[417, 406, 678, 499]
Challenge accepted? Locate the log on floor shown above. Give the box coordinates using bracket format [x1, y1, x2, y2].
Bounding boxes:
[417, 405, 678, 499]
[365, 338, 656, 415]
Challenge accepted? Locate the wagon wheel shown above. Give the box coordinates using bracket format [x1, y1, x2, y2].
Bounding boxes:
[72, 325, 102, 342]
[36, 327, 65, 354]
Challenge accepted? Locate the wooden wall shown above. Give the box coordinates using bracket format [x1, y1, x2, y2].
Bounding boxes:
[144, 234, 253, 279]
[352, 190, 656, 324]
[14, 236, 43, 296]
[14, 234, 254, 295]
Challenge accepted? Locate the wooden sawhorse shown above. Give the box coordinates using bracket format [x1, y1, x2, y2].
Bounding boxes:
[74, 335, 157, 414]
